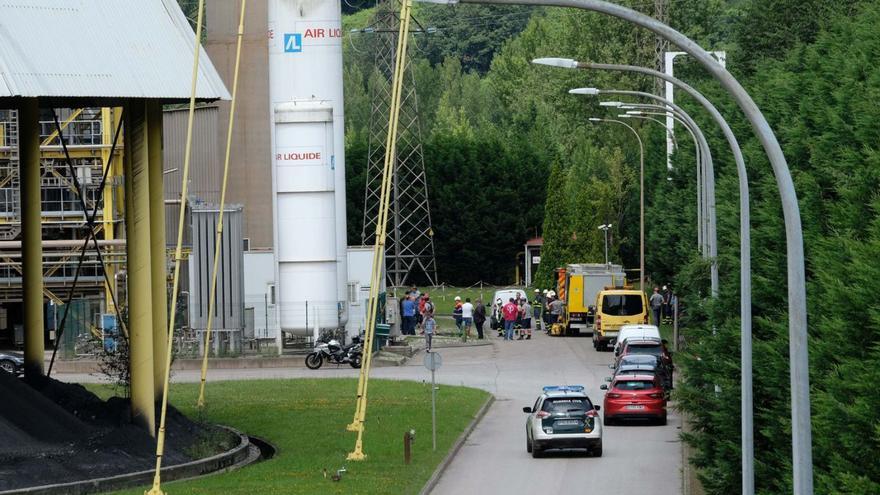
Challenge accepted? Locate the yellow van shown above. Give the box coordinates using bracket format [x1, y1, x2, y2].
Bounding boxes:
[593, 289, 649, 351]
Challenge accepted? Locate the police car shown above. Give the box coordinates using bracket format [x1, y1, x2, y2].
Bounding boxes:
[522, 385, 603, 458]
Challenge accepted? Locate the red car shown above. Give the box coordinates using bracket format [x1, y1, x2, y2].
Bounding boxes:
[600, 374, 667, 425]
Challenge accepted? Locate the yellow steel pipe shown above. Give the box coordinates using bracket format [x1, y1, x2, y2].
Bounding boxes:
[347, 0, 413, 434]
[124, 101, 156, 435]
[197, 0, 247, 410]
[148, 0, 205, 492]
[102, 107, 120, 313]
[147, 102, 169, 401]
[347, 2, 410, 433]
[349, 0, 411, 437]
[20, 98, 44, 379]
[348, 0, 414, 461]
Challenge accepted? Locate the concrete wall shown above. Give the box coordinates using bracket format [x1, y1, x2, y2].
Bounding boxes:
[206, 0, 273, 249]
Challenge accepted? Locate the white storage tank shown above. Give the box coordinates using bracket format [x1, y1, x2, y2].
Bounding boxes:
[268, 0, 348, 338]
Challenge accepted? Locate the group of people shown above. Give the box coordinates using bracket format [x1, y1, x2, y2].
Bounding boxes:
[452, 296, 486, 341]
[402, 283, 677, 352]
[491, 294, 536, 341]
[649, 285, 676, 327]
[400, 287, 436, 335]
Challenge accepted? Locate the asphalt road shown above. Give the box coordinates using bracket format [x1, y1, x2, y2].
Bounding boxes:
[59, 330, 682, 494]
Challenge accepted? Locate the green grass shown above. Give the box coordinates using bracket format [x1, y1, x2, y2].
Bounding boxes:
[95, 379, 489, 495]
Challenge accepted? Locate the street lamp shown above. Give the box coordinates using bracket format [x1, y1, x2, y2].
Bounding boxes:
[573, 87, 719, 297]
[618, 113, 678, 150]
[597, 223, 612, 265]
[596, 98, 714, 257]
[622, 104, 711, 255]
[419, 2, 810, 493]
[586, 117, 645, 291]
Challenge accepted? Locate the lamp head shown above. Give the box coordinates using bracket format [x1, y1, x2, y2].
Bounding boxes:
[618, 114, 632, 119]
[569, 87, 600, 96]
[588, 118, 602, 122]
[531, 57, 578, 69]
[626, 110, 643, 115]
[599, 101, 622, 107]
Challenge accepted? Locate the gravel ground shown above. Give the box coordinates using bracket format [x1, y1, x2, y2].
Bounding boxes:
[0, 372, 231, 492]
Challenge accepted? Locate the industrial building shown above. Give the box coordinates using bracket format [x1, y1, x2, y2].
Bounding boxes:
[0, 0, 385, 373]
[0, 0, 230, 435]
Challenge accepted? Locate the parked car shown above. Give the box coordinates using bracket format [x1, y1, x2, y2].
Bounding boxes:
[610, 360, 672, 391]
[593, 289, 649, 351]
[614, 324, 661, 355]
[0, 351, 24, 375]
[523, 385, 603, 458]
[601, 374, 667, 425]
[616, 337, 673, 371]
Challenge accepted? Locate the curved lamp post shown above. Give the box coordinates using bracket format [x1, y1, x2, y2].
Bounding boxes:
[620, 113, 678, 150]
[418, 1, 810, 493]
[587, 117, 645, 291]
[620, 102, 711, 257]
[610, 101, 711, 257]
[572, 88, 719, 298]
[619, 109, 705, 252]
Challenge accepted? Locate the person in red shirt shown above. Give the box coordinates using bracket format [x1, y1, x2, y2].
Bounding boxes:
[502, 298, 519, 341]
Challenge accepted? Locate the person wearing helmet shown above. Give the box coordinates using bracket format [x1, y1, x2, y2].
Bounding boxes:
[492, 298, 504, 337]
[533, 289, 545, 332]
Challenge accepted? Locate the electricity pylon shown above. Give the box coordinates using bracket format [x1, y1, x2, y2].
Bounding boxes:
[360, 0, 438, 288]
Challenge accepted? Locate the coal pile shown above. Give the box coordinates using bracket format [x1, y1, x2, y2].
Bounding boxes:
[0, 372, 230, 492]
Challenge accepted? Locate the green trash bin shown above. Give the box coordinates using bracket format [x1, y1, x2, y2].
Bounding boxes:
[373, 323, 391, 352]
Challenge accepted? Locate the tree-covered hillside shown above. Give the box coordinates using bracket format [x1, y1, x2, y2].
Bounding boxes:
[344, 0, 880, 492]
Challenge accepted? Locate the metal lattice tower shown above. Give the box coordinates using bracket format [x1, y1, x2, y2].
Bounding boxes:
[360, 1, 438, 287]
[653, 0, 670, 95]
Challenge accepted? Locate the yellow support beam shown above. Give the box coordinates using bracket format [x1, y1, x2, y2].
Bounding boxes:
[124, 100, 156, 435]
[102, 107, 119, 313]
[0, 148, 113, 160]
[148, 0, 205, 492]
[20, 98, 44, 379]
[147, 101, 169, 401]
[40, 108, 83, 146]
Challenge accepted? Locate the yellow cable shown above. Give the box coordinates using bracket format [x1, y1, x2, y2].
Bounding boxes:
[146, 0, 205, 493]
[348, 0, 414, 461]
[197, 0, 247, 410]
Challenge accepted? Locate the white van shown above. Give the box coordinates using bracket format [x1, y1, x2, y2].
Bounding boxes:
[492, 289, 527, 306]
[613, 324, 660, 355]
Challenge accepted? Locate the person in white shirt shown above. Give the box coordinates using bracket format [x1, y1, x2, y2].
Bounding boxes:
[461, 298, 475, 342]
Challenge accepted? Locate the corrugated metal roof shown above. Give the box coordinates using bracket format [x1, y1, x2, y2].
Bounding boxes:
[0, 0, 230, 101]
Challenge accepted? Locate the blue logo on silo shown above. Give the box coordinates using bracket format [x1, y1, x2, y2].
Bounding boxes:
[284, 33, 302, 53]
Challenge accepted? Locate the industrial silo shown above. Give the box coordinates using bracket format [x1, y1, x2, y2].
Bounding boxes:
[268, 0, 349, 343]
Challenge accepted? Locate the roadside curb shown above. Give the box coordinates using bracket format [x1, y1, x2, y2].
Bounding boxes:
[0, 426, 257, 495]
[419, 394, 495, 495]
[432, 340, 493, 349]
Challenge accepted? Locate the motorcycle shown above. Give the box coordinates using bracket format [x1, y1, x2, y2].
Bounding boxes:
[305, 334, 363, 370]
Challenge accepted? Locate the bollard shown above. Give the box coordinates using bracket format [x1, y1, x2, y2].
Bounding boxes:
[404, 430, 415, 465]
